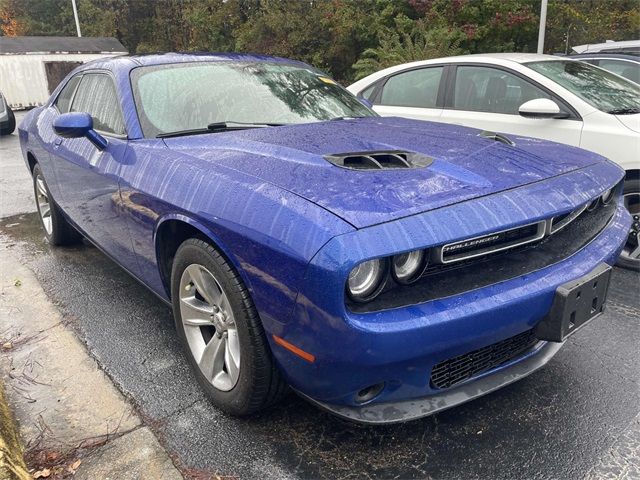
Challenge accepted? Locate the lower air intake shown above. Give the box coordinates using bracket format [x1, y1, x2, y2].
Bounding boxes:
[430, 329, 539, 389]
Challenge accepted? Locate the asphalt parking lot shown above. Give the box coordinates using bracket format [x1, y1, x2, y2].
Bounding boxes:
[1, 113, 639, 479]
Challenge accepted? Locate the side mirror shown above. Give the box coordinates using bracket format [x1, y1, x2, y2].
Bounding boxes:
[518, 98, 568, 119]
[53, 112, 107, 150]
[358, 96, 374, 109]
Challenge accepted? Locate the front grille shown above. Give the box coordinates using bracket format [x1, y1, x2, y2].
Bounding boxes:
[350, 197, 616, 313]
[430, 329, 539, 389]
[440, 221, 544, 264]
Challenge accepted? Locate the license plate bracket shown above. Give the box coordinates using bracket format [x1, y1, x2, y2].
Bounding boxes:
[535, 263, 612, 342]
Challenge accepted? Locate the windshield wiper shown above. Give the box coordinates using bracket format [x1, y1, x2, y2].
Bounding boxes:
[157, 121, 286, 138]
[607, 108, 640, 115]
[207, 121, 286, 130]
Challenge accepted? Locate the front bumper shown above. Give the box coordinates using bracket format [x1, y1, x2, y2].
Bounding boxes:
[297, 340, 562, 424]
[267, 163, 630, 423]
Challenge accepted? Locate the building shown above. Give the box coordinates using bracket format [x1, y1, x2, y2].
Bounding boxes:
[0, 36, 127, 109]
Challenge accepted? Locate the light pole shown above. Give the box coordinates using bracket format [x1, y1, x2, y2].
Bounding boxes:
[71, 0, 82, 37]
[537, 0, 548, 54]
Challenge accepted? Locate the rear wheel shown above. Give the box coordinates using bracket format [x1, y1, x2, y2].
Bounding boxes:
[32, 164, 80, 246]
[171, 238, 287, 415]
[618, 178, 639, 271]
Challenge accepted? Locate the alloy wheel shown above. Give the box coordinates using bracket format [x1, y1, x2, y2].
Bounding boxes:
[35, 173, 53, 236]
[179, 263, 241, 391]
[622, 192, 640, 264]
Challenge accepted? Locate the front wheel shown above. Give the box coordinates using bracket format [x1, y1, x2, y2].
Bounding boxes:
[171, 238, 287, 415]
[32, 164, 80, 246]
[617, 178, 639, 271]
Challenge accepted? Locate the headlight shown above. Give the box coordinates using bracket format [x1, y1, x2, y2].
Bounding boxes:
[347, 259, 385, 301]
[601, 188, 614, 205]
[392, 250, 426, 284]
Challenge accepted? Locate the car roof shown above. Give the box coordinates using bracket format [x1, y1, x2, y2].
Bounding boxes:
[568, 53, 640, 62]
[440, 52, 558, 63]
[372, 53, 566, 70]
[77, 52, 310, 72]
[571, 39, 640, 54]
[351, 53, 567, 81]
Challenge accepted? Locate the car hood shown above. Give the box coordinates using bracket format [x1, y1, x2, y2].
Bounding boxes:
[164, 117, 608, 228]
[614, 113, 640, 133]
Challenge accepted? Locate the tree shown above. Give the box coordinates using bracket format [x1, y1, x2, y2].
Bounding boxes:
[353, 17, 466, 79]
[1, 0, 638, 83]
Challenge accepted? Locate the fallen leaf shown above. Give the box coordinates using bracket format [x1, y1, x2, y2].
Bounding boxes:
[33, 468, 51, 479]
[14, 279, 22, 286]
[69, 459, 82, 471]
[1, 342, 12, 350]
[45, 451, 60, 462]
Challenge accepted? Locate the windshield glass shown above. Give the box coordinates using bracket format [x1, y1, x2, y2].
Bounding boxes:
[131, 61, 376, 137]
[526, 60, 640, 114]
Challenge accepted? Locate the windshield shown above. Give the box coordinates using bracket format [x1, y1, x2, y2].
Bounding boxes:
[526, 60, 640, 114]
[131, 61, 376, 137]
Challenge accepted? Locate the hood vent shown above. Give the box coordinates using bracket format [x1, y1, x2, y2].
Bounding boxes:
[324, 150, 433, 170]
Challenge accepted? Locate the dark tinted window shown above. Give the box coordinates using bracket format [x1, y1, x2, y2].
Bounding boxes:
[55, 75, 81, 113]
[379, 67, 443, 108]
[454, 66, 550, 114]
[71, 74, 126, 135]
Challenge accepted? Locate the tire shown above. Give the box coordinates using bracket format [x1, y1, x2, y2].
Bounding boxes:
[32, 163, 81, 246]
[0, 108, 15, 135]
[617, 177, 640, 271]
[171, 238, 287, 415]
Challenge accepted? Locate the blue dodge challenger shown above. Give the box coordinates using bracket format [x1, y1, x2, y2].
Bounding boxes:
[19, 53, 631, 424]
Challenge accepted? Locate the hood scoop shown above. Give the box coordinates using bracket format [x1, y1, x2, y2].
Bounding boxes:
[324, 150, 433, 170]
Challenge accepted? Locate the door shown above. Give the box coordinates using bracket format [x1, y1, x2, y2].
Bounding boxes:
[371, 66, 445, 122]
[50, 72, 140, 274]
[439, 65, 583, 145]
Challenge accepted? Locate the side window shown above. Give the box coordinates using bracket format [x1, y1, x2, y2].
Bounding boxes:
[71, 74, 126, 135]
[454, 66, 551, 115]
[359, 83, 377, 101]
[54, 75, 81, 113]
[597, 60, 639, 83]
[378, 67, 443, 108]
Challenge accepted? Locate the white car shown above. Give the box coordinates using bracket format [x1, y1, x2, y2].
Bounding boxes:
[348, 53, 640, 269]
[571, 39, 640, 55]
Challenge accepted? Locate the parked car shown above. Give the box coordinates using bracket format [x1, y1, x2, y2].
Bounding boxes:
[348, 53, 640, 270]
[569, 53, 639, 84]
[571, 39, 640, 55]
[0, 91, 15, 135]
[19, 54, 630, 424]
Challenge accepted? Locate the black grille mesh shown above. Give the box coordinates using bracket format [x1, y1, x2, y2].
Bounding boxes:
[430, 329, 539, 389]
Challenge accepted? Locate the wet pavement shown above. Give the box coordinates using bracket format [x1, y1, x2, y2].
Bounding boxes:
[0, 210, 638, 479]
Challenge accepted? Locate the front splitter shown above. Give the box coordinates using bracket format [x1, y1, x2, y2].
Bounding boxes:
[296, 340, 564, 425]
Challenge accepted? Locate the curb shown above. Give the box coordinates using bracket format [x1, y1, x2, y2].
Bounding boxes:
[0, 381, 30, 480]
